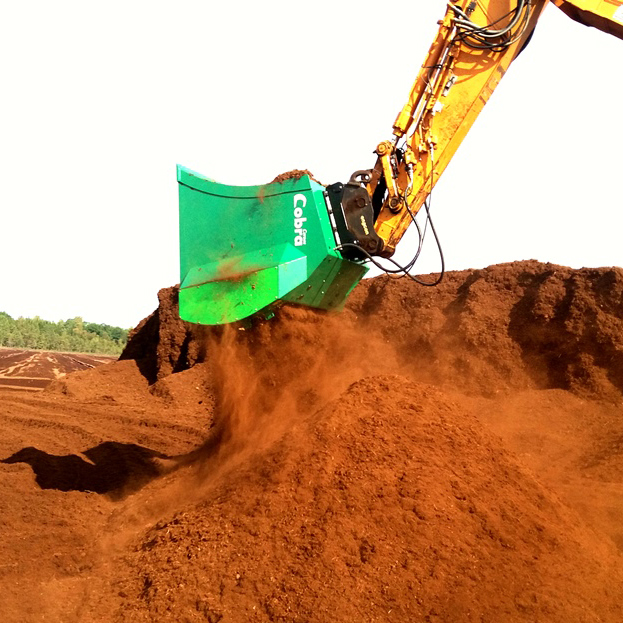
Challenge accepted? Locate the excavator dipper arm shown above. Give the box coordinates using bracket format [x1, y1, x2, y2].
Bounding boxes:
[353, 0, 623, 259]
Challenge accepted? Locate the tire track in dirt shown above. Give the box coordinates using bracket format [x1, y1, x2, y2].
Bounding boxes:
[0, 349, 116, 391]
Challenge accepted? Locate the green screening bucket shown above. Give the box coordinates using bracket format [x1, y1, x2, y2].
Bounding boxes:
[177, 166, 368, 325]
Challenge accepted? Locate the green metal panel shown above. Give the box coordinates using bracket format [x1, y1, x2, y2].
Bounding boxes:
[177, 165, 368, 325]
[282, 255, 367, 311]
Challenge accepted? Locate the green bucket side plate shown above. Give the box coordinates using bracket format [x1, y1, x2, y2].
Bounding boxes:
[282, 254, 367, 311]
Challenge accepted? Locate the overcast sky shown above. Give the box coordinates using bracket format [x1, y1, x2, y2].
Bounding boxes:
[1, 1, 621, 328]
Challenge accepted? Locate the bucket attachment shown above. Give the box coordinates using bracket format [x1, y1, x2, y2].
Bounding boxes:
[177, 166, 368, 325]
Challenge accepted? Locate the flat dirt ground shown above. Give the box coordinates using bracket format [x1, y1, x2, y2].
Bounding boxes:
[1, 260, 623, 623]
[0, 349, 115, 390]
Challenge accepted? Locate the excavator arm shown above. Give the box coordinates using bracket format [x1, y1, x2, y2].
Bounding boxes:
[177, 0, 623, 326]
[333, 0, 623, 260]
[368, 0, 548, 258]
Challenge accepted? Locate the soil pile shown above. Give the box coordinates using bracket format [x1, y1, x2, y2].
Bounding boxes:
[349, 260, 623, 401]
[112, 376, 623, 623]
[119, 260, 623, 403]
[2, 259, 623, 622]
[119, 286, 209, 384]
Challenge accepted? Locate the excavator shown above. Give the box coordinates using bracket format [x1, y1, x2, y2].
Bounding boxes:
[177, 0, 623, 326]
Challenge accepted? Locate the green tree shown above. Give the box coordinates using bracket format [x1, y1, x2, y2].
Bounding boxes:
[0, 311, 127, 355]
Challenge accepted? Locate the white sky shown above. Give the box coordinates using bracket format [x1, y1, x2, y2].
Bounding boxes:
[1, 1, 622, 328]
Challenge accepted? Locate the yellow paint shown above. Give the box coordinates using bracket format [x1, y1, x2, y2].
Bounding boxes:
[370, 0, 622, 257]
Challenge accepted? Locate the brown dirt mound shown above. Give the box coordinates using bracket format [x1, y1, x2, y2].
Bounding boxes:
[112, 376, 623, 623]
[349, 260, 623, 401]
[119, 286, 208, 383]
[471, 387, 623, 551]
[119, 260, 623, 404]
[2, 259, 623, 623]
[48, 359, 151, 403]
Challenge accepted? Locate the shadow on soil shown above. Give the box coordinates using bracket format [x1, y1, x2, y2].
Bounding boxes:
[1, 425, 229, 500]
[1, 442, 172, 500]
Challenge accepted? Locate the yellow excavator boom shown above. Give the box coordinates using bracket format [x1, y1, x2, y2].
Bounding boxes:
[367, 0, 623, 258]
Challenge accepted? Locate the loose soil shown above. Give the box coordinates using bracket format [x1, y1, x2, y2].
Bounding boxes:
[1, 260, 623, 622]
[270, 169, 324, 185]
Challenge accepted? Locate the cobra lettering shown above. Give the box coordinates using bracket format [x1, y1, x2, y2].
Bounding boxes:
[293, 193, 308, 246]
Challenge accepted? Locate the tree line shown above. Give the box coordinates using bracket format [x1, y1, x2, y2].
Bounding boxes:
[0, 312, 129, 355]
